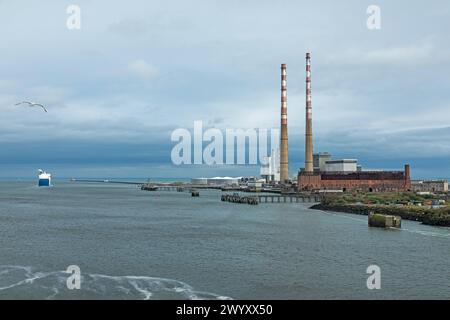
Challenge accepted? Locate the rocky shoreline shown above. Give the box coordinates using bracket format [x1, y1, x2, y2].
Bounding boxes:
[310, 203, 450, 227]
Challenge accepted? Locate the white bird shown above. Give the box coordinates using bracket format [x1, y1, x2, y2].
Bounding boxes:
[15, 101, 48, 112]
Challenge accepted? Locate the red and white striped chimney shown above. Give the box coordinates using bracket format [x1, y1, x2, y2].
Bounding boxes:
[304, 53, 313, 173]
[280, 64, 289, 182]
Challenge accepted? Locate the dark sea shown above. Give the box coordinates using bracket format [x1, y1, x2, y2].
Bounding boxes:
[0, 181, 449, 299]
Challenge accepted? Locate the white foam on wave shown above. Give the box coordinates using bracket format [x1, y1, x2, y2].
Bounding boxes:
[0, 265, 232, 300]
[401, 228, 450, 239]
[316, 210, 366, 223]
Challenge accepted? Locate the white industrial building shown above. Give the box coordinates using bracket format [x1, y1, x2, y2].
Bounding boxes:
[191, 178, 208, 185]
[411, 180, 448, 193]
[207, 177, 241, 185]
[260, 148, 280, 182]
[191, 177, 241, 186]
[324, 159, 358, 172]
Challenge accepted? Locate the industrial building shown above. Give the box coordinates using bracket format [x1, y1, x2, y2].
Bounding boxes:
[298, 165, 411, 192]
[297, 52, 411, 192]
[324, 159, 358, 172]
[411, 180, 448, 193]
[260, 148, 280, 182]
[191, 177, 241, 186]
[314, 153, 363, 173]
[313, 152, 332, 172]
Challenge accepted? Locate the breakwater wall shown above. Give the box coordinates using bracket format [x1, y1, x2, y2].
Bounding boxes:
[310, 203, 450, 227]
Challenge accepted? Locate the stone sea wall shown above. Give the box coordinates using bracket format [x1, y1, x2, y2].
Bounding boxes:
[310, 203, 450, 227]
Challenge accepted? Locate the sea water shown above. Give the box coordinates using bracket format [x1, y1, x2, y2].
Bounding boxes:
[0, 181, 448, 299]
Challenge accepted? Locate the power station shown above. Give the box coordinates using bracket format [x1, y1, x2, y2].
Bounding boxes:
[264, 52, 412, 192]
[296, 52, 411, 192]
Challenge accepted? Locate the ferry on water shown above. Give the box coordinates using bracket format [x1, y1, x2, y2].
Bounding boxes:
[38, 169, 52, 187]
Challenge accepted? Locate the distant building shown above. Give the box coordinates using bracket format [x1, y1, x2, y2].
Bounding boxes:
[411, 180, 448, 193]
[207, 177, 241, 185]
[313, 152, 332, 172]
[247, 179, 265, 190]
[191, 178, 208, 185]
[324, 159, 358, 172]
[260, 148, 280, 182]
[191, 177, 241, 186]
[313, 153, 361, 173]
[298, 164, 411, 192]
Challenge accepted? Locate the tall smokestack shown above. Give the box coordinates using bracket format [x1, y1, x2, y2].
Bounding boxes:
[280, 63, 289, 182]
[304, 53, 313, 173]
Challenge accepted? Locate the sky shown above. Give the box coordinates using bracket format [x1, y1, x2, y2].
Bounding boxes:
[0, 0, 449, 179]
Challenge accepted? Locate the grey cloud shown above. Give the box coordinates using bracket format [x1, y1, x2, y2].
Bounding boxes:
[0, 0, 449, 178]
[107, 19, 149, 37]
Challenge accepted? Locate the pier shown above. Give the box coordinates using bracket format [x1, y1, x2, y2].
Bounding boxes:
[221, 194, 259, 205]
[141, 183, 322, 204]
[72, 180, 322, 205]
[140, 183, 223, 192]
[221, 193, 322, 205]
[257, 194, 322, 203]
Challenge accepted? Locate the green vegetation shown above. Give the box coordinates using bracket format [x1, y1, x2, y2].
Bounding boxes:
[325, 192, 432, 206]
[369, 213, 387, 224]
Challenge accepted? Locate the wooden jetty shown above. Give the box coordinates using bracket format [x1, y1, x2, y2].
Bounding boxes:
[140, 183, 222, 192]
[141, 184, 185, 192]
[141, 184, 158, 191]
[221, 193, 259, 205]
[257, 194, 322, 203]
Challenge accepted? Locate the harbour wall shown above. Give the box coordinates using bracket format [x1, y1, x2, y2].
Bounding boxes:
[310, 203, 450, 227]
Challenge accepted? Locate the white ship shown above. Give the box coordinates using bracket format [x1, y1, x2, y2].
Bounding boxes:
[38, 169, 52, 187]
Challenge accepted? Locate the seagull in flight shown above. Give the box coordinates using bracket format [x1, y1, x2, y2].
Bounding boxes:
[15, 101, 48, 112]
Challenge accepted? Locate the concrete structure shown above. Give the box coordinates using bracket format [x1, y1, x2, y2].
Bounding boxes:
[304, 53, 313, 173]
[411, 180, 448, 193]
[313, 152, 332, 172]
[260, 148, 280, 182]
[280, 64, 289, 182]
[368, 213, 402, 228]
[324, 159, 358, 172]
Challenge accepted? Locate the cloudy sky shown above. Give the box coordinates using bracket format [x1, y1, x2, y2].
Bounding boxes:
[0, 0, 449, 179]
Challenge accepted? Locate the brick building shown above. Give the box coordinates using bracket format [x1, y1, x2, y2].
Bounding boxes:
[298, 164, 411, 192]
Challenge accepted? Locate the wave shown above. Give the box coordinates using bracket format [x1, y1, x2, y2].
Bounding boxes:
[315, 209, 367, 223]
[0, 265, 232, 300]
[401, 228, 450, 239]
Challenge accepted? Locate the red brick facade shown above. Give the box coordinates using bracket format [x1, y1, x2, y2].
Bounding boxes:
[298, 165, 411, 192]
